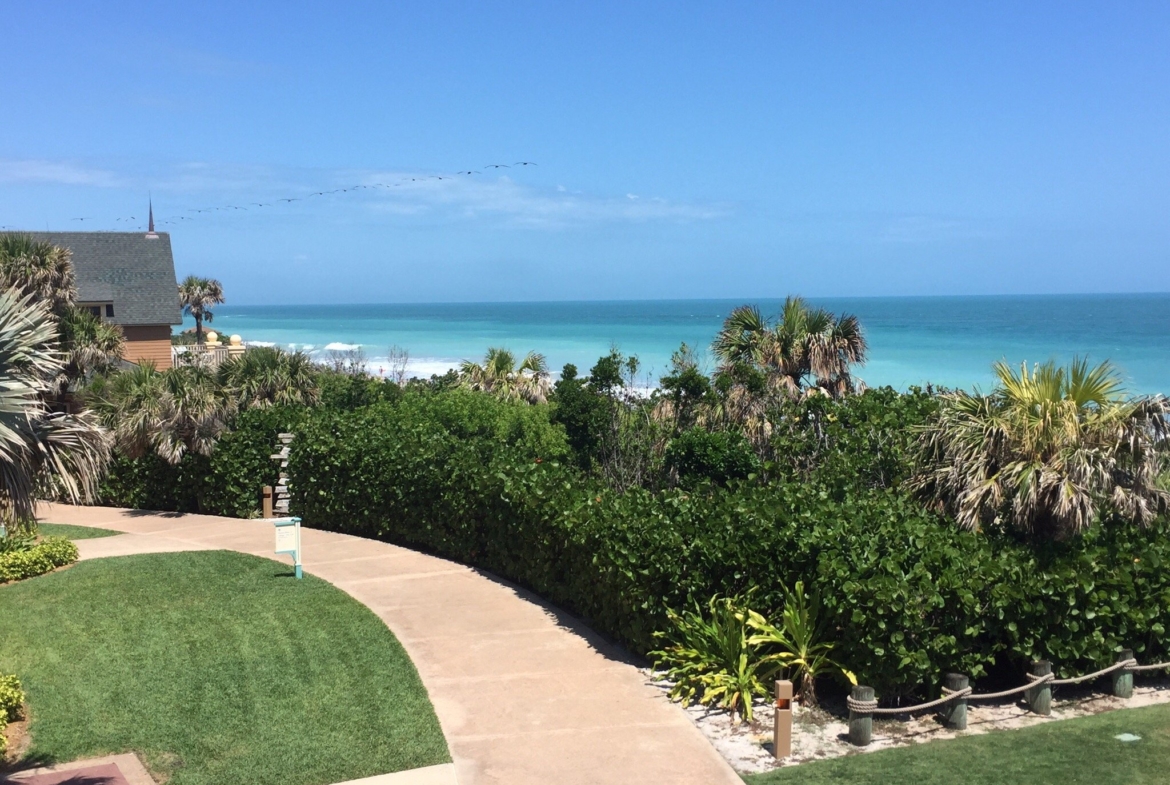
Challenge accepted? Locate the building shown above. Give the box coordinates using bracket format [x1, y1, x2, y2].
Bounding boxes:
[14, 223, 182, 368]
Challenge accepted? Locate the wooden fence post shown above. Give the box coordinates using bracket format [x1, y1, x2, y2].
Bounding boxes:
[1026, 660, 1052, 715]
[848, 685, 874, 746]
[1112, 649, 1134, 699]
[941, 673, 968, 730]
[262, 486, 274, 519]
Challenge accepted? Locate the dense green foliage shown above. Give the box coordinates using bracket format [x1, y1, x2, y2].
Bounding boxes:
[289, 385, 1170, 698]
[744, 703, 1170, 785]
[0, 536, 78, 583]
[0, 551, 449, 784]
[88, 338, 1170, 701]
[99, 405, 307, 517]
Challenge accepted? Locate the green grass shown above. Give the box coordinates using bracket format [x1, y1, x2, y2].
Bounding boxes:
[35, 523, 121, 540]
[0, 551, 449, 785]
[744, 703, 1170, 784]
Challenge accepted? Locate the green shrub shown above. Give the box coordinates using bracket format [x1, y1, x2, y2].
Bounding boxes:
[665, 428, 758, 485]
[0, 536, 78, 583]
[0, 674, 23, 722]
[98, 405, 307, 517]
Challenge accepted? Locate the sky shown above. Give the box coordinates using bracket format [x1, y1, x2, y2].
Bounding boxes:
[2, 1, 1168, 304]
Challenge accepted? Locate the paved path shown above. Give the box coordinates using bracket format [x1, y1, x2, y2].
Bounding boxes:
[37, 504, 740, 785]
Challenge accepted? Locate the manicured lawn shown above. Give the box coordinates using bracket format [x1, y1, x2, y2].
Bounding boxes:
[0, 551, 449, 785]
[743, 703, 1170, 784]
[35, 523, 120, 540]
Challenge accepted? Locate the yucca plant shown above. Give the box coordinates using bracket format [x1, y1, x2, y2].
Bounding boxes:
[0, 290, 109, 532]
[651, 596, 781, 723]
[912, 358, 1170, 538]
[747, 581, 856, 707]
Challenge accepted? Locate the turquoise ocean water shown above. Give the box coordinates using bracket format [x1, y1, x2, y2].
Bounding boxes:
[196, 294, 1170, 394]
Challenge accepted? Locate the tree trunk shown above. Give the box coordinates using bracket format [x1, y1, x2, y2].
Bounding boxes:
[195, 314, 204, 344]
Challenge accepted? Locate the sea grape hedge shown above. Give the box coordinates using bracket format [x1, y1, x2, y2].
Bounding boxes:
[288, 388, 1170, 697]
[98, 405, 308, 517]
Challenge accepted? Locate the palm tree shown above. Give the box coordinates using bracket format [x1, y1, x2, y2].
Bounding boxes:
[912, 358, 1170, 538]
[459, 348, 552, 404]
[712, 297, 867, 398]
[0, 234, 77, 315]
[87, 363, 230, 464]
[0, 290, 109, 530]
[178, 275, 225, 344]
[218, 346, 320, 409]
[56, 307, 125, 396]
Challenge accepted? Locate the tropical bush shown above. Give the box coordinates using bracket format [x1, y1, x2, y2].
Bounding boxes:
[651, 596, 779, 722]
[746, 582, 857, 706]
[98, 405, 307, 517]
[913, 359, 1170, 538]
[0, 536, 78, 583]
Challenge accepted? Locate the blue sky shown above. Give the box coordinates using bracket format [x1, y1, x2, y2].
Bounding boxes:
[2, 2, 1168, 303]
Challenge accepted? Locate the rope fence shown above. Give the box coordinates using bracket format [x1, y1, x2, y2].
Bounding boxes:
[846, 649, 1170, 745]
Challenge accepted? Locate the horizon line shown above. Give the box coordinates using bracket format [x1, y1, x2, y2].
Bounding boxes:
[214, 291, 1170, 309]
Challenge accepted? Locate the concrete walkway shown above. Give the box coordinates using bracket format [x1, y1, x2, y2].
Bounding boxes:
[36, 504, 741, 785]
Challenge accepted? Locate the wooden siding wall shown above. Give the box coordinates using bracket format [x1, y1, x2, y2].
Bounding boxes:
[121, 325, 173, 369]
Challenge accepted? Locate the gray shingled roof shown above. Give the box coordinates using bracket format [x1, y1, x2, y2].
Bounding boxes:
[8, 232, 182, 326]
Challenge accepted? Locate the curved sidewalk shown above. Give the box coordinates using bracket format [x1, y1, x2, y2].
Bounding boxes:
[36, 504, 741, 785]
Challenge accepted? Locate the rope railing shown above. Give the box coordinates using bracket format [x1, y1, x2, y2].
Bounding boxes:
[846, 650, 1170, 745]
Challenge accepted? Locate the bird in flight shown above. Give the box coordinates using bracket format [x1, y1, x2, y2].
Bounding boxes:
[457, 170, 480, 175]
[486, 164, 510, 168]
[71, 217, 91, 221]
[514, 161, 538, 166]
[252, 203, 270, 207]
[279, 198, 300, 203]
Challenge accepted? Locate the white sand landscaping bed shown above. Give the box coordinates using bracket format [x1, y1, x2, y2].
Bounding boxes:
[645, 669, 1170, 775]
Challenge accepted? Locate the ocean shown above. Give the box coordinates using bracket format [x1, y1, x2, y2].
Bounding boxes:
[194, 294, 1170, 395]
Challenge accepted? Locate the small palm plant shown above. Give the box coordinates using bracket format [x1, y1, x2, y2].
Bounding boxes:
[177, 275, 225, 344]
[218, 346, 319, 409]
[651, 596, 781, 723]
[746, 582, 857, 707]
[912, 358, 1170, 538]
[459, 347, 551, 404]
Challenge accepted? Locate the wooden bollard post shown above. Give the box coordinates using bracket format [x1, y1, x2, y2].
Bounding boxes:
[1026, 660, 1052, 715]
[941, 673, 968, 731]
[773, 680, 793, 759]
[262, 486, 274, 519]
[1112, 649, 1134, 699]
[848, 685, 874, 746]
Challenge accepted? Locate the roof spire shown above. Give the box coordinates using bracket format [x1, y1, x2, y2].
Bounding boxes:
[146, 196, 158, 238]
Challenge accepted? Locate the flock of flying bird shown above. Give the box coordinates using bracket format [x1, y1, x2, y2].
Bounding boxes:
[64, 162, 539, 229]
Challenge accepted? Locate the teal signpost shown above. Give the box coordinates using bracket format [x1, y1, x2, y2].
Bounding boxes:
[272, 516, 303, 579]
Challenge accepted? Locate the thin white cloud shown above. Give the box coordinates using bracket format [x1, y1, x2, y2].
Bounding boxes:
[0, 158, 730, 230]
[0, 159, 124, 187]
[360, 173, 727, 229]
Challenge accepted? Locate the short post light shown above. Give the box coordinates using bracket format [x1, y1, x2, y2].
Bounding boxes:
[272, 516, 303, 579]
[773, 679, 793, 759]
[262, 486, 274, 519]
